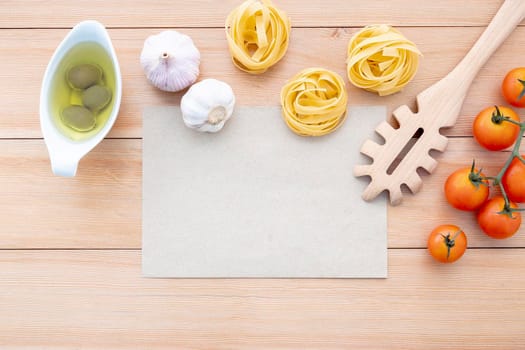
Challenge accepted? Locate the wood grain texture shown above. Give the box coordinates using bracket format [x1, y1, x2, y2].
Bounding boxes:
[1, 138, 524, 249]
[0, 139, 141, 249]
[0, 0, 519, 28]
[3, 1, 525, 348]
[1, 249, 524, 349]
[2, 26, 525, 139]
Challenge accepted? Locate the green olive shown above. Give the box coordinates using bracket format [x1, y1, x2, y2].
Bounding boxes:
[82, 85, 112, 112]
[61, 105, 96, 132]
[67, 64, 102, 90]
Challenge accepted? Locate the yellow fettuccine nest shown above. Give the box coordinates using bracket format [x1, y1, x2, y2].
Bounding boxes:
[346, 24, 421, 96]
[225, 0, 291, 74]
[280, 68, 348, 137]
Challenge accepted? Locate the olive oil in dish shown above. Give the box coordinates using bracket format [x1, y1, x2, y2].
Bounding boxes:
[49, 41, 116, 141]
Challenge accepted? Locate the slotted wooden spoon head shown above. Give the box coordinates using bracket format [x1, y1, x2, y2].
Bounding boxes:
[354, 0, 525, 205]
[354, 94, 452, 206]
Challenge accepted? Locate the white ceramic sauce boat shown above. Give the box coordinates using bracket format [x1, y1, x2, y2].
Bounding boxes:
[40, 20, 122, 176]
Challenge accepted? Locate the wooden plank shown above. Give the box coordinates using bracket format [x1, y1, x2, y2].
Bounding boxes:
[2, 26, 524, 139]
[0, 249, 524, 349]
[1, 138, 524, 249]
[0, 139, 142, 249]
[0, 0, 516, 28]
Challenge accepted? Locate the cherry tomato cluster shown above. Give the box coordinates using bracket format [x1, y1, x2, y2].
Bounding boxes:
[428, 67, 525, 264]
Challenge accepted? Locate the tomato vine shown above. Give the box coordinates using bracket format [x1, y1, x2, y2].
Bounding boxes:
[479, 107, 525, 216]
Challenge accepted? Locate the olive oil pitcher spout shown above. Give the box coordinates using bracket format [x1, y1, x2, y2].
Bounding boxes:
[50, 150, 80, 177]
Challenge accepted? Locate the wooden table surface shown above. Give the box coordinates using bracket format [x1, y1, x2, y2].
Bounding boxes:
[1, 1, 525, 348]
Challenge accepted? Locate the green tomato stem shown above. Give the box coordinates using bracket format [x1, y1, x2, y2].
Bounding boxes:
[492, 121, 525, 213]
[468, 159, 487, 189]
[491, 106, 505, 124]
[441, 232, 458, 260]
[502, 117, 522, 127]
[518, 79, 525, 101]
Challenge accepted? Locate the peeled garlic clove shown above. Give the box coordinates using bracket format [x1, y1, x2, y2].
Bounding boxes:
[67, 64, 102, 90]
[140, 30, 200, 92]
[61, 105, 96, 132]
[82, 84, 112, 112]
[180, 78, 235, 133]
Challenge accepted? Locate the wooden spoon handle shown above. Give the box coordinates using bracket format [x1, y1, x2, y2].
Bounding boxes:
[450, 0, 525, 93]
[415, 0, 525, 128]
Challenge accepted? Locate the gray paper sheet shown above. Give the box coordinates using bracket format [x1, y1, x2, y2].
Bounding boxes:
[143, 106, 387, 278]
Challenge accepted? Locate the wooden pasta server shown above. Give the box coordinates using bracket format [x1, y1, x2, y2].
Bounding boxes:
[354, 0, 525, 205]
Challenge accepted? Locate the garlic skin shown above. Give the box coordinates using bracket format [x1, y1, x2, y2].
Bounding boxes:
[180, 79, 236, 133]
[140, 30, 200, 92]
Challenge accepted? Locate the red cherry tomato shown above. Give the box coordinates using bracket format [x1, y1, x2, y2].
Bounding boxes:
[502, 67, 525, 108]
[427, 224, 467, 263]
[477, 196, 521, 239]
[502, 156, 525, 203]
[473, 106, 520, 151]
[444, 165, 489, 211]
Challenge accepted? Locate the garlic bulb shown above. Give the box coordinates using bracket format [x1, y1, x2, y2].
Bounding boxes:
[140, 30, 200, 92]
[180, 79, 235, 133]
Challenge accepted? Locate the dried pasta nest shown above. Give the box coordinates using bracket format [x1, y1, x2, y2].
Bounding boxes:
[225, 0, 291, 74]
[346, 24, 422, 96]
[280, 68, 348, 137]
